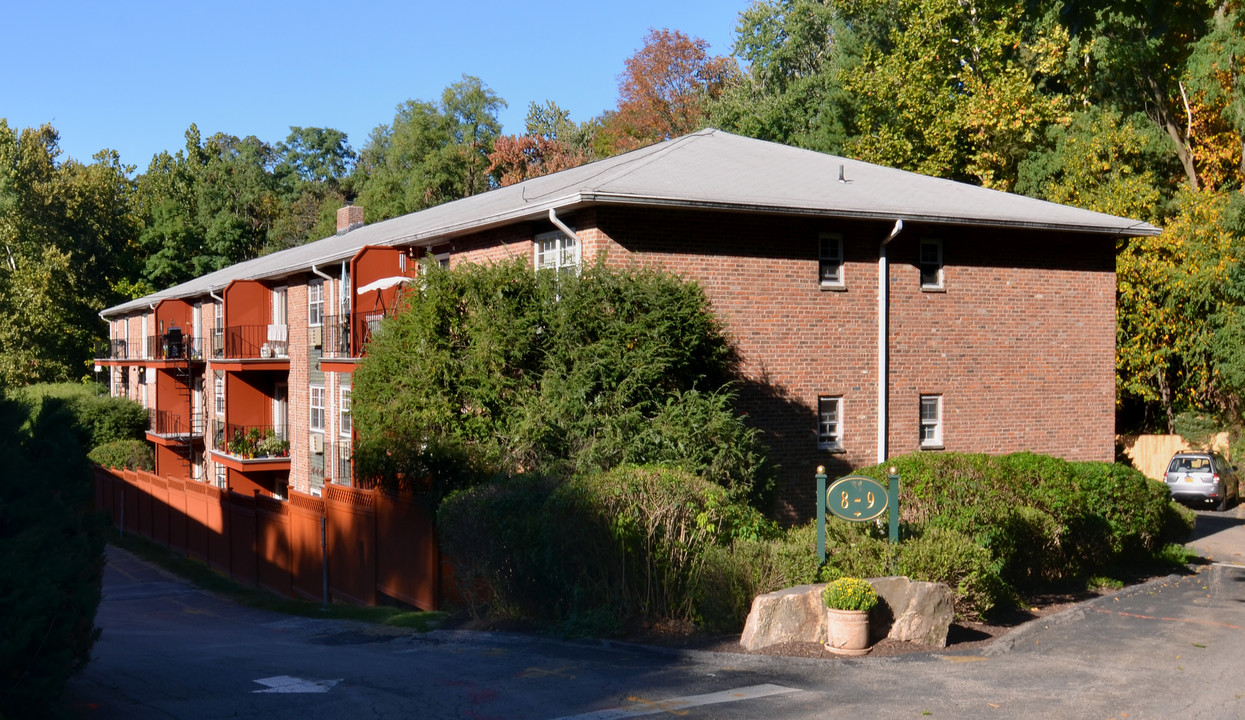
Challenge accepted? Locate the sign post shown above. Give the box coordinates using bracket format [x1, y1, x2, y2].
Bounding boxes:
[816, 466, 900, 564]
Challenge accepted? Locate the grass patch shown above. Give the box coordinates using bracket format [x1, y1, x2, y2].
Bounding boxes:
[108, 529, 446, 631]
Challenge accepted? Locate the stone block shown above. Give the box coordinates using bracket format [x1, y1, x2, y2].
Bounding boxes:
[738, 576, 955, 651]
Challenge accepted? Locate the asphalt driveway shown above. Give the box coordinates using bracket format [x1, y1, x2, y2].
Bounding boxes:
[54, 516, 1245, 719]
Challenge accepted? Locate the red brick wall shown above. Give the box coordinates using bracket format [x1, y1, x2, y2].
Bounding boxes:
[584, 206, 1116, 521]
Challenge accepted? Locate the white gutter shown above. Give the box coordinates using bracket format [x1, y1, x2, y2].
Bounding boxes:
[310, 264, 333, 283]
[878, 219, 904, 465]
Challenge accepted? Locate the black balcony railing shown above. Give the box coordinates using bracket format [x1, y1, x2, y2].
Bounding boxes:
[319, 311, 392, 359]
[97, 338, 129, 359]
[333, 438, 352, 485]
[218, 324, 289, 360]
[152, 409, 205, 438]
[214, 423, 290, 460]
[147, 332, 205, 361]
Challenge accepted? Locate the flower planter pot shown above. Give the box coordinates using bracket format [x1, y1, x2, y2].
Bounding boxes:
[825, 608, 871, 656]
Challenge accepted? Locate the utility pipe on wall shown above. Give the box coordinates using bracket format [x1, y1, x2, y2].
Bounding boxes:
[878, 219, 904, 465]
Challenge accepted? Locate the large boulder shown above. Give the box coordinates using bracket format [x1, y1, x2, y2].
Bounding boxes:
[738, 577, 955, 652]
[739, 584, 827, 652]
[869, 576, 955, 647]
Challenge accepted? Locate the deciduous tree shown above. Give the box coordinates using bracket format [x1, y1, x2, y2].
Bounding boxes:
[598, 29, 737, 155]
[354, 76, 505, 222]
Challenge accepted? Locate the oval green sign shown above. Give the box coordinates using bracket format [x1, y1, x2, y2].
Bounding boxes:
[826, 475, 889, 522]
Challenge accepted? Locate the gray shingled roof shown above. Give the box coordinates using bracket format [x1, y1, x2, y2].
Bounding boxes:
[103, 128, 1159, 317]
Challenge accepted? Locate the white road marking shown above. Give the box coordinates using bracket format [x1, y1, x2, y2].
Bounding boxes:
[549, 683, 801, 719]
[251, 675, 342, 694]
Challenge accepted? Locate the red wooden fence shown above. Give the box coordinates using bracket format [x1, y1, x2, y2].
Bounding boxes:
[94, 466, 444, 610]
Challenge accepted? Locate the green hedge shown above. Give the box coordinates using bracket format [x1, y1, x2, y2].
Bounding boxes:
[857, 452, 1193, 595]
[13, 382, 148, 449]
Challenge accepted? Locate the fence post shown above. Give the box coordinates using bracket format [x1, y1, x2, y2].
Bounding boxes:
[321, 515, 328, 610]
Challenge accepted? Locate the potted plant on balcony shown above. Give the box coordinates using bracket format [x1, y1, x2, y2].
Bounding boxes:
[822, 577, 878, 656]
[228, 430, 249, 458]
[257, 432, 289, 458]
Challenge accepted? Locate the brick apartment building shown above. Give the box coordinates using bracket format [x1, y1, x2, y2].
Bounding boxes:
[98, 129, 1159, 519]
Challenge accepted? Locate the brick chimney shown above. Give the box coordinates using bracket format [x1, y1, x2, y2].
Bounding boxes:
[337, 204, 364, 234]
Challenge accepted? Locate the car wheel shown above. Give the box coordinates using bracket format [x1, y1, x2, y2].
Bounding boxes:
[1215, 494, 1227, 512]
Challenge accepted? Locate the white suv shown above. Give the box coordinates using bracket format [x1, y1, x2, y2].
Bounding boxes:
[1164, 452, 1239, 511]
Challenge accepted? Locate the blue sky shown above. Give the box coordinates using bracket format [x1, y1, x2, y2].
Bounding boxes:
[2, 0, 752, 171]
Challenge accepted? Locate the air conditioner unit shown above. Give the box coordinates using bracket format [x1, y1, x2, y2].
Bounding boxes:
[309, 325, 323, 349]
[310, 433, 324, 454]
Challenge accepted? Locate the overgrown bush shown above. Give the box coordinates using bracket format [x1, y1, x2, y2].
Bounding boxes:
[356, 259, 772, 506]
[88, 439, 155, 471]
[0, 394, 105, 717]
[438, 465, 764, 634]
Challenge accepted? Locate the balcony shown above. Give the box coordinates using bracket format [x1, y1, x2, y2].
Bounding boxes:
[149, 409, 205, 440]
[214, 423, 293, 468]
[333, 438, 353, 486]
[319, 311, 392, 366]
[212, 324, 290, 369]
[148, 332, 205, 362]
[97, 338, 129, 360]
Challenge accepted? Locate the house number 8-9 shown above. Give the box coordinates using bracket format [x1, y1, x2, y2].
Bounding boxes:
[827, 476, 889, 522]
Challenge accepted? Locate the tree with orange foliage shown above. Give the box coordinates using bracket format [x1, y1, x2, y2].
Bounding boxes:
[597, 28, 737, 156]
[487, 101, 593, 187]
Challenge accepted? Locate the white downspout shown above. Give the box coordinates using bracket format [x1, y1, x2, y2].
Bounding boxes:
[310, 264, 333, 283]
[548, 208, 580, 244]
[878, 219, 904, 465]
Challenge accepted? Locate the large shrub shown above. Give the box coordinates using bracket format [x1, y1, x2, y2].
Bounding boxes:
[0, 395, 105, 717]
[88, 439, 155, 471]
[860, 452, 1190, 592]
[14, 382, 148, 449]
[355, 259, 771, 504]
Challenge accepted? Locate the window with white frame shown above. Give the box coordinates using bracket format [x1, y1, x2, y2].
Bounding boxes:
[535, 229, 579, 276]
[310, 385, 325, 432]
[213, 301, 224, 353]
[819, 232, 844, 288]
[920, 238, 943, 289]
[215, 464, 226, 489]
[214, 372, 224, 417]
[339, 386, 351, 437]
[919, 395, 943, 448]
[817, 396, 844, 450]
[308, 279, 324, 326]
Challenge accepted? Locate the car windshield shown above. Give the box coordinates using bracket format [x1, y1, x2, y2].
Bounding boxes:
[1169, 457, 1211, 473]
